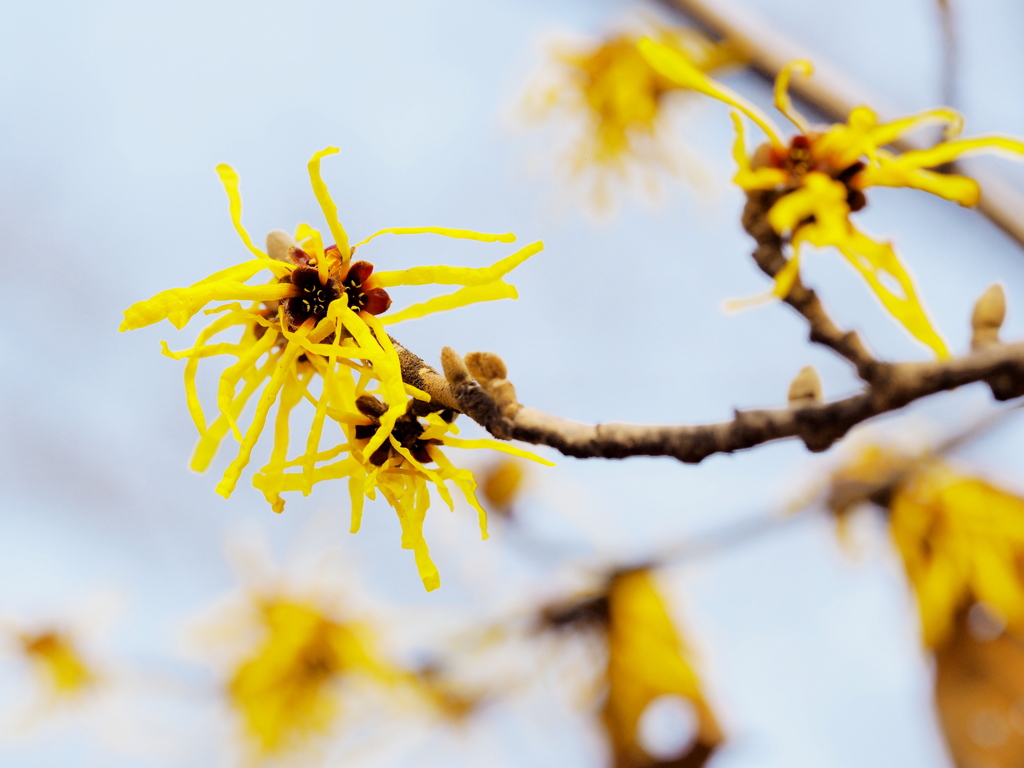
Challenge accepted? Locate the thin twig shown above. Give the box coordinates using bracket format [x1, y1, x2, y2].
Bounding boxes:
[656, 0, 1024, 248]
[742, 190, 879, 380]
[642, 401, 1023, 567]
[426, 338, 1024, 463]
[936, 0, 958, 110]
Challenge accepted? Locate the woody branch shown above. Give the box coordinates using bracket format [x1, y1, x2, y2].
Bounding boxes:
[387, 204, 1024, 463]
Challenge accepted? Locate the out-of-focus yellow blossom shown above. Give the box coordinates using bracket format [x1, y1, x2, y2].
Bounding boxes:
[891, 464, 1024, 649]
[480, 457, 527, 517]
[602, 569, 722, 768]
[19, 629, 94, 699]
[640, 44, 1024, 358]
[828, 445, 1024, 650]
[226, 595, 392, 757]
[542, 571, 722, 766]
[121, 148, 549, 590]
[527, 24, 742, 201]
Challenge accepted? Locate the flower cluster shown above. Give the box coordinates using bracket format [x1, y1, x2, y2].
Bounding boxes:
[829, 445, 1024, 649]
[639, 41, 1024, 358]
[224, 595, 390, 756]
[525, 23, 741, 203]
[542, 569, 722, 767]
[121, 148, 551, 590]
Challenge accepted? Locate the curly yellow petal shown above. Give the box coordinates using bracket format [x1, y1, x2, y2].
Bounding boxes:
[345, 311, 406, 457]
[121, 281, 296, 331]
[838, 229, 949, 358]
[216, 165, 269, 261]
[774, 60, 812, 134]
[867, 107, 964, 148]
[863, 163, 980, 206]
[638, 37, 784, 147]
[353, 227, 516, 248]
[772, 250, 803, 300]
[191, 354, 276, 473]
[767, 173, 849, 238]
[215, 324, 310, 498]
[380, 282, 519, 326]
[259, 369, 310, 513]
[372, 241, 543, 289]
[430, 447, 489, 539]
[307, 148, 350, 262]
[730, 113, 788, 190]
[440, 437, 555, 466]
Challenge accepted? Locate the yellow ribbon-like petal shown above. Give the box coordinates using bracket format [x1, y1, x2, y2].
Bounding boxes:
[774, 59, 813, 135]
[836, 228, 949, 358]
[215, 321, 311, 498]
[729, 113, 788, 190]
[638, 37, 784, 147]
[860, 160, 980, 206]
[216, 165, 269, 261]
[440, 437, 555, 466]
[380, 282, 518, 325]
[121, 280, 295, 331]
[307, 148, 351, 264]
[353, 227, 516, 248]
[372, 240, 543, 289]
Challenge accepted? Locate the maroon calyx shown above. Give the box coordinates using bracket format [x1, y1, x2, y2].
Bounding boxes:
[343, 260, 392, 316]
[353, 397, 438, 467]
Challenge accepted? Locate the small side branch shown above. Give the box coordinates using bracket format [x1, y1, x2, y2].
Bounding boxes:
[742, 191, 879, 380]
[433, 342, 1024, 462]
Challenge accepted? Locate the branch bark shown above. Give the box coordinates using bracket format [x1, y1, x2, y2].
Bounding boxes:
[434, 341, 1024, 462]
[741, 190, 879, 380]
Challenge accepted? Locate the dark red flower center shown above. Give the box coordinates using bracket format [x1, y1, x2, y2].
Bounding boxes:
[766, 136, 868, 212]
[354, 396, 439, 467]
[342, 260, 392, 316]
[284, 266, 341, 327]
[281, 246, 393, 328]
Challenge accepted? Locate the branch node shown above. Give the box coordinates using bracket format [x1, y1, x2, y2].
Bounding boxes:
[465, 351, 520, 419]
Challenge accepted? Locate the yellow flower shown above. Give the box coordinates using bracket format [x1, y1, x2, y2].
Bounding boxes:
[527, 25, 742, 201]
[889, 463, 1024, 649]
[225, 595, 390, 757]
[19, 629, 94, 698]
[541, 570, 722, 766]
[121, 148, 550, 590]
[479, 457, 527, 517]
[640, 44, 1024, 358]
[828, 444, 1024, 649]
[253, 400, 552, 591]
[602, 569, 722, 767]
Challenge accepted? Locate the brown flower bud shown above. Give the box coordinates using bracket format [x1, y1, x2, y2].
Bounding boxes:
[971, 283, 1006, 350]
[788, 365, 823, 406]
[265, 230, 296, 262]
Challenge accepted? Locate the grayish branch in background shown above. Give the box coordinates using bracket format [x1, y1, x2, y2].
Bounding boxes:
[936, 0, 958, 109]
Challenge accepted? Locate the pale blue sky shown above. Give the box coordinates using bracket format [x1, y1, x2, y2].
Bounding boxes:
[1, 0, 1023, 765]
